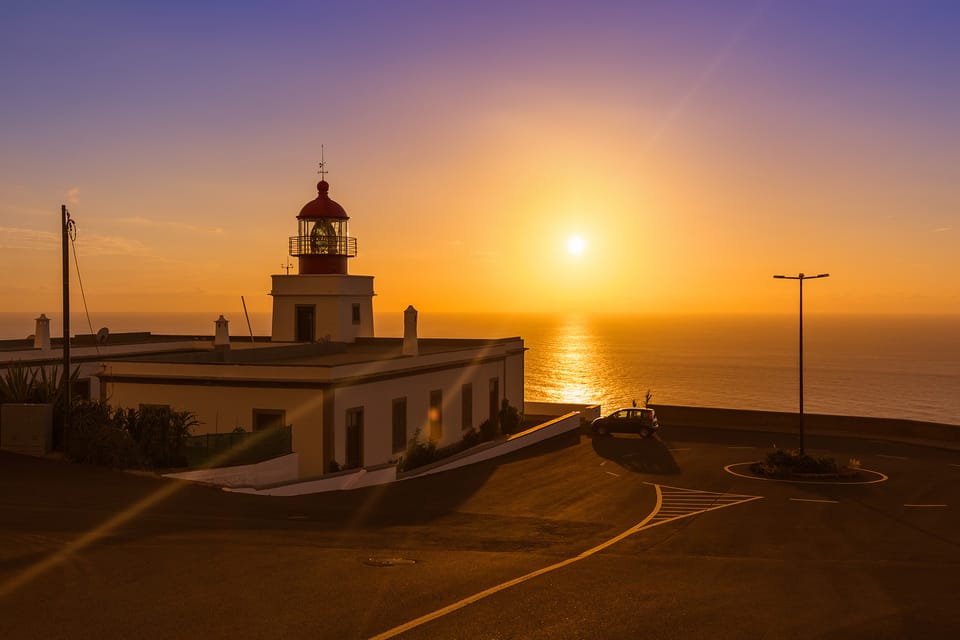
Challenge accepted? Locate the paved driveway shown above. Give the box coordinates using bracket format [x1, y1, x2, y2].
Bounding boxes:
[1, 427, 958, 639]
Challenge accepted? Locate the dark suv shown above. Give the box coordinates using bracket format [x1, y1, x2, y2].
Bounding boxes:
[590, 408, 659, 437]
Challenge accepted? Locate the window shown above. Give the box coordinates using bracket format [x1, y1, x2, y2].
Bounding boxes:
[429, 390, 442, 442]
[351, 303, 361, 325]
[253, 409, 285, 431]
[392, 397, 407, 453]
[73, 378, 91, 401]
[461, 383, 473, 430]
[346, 407, 364, 469]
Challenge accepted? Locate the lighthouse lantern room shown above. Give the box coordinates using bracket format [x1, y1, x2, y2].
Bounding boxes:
[289, 179, 356, 275]
[271, 169, 375, 344]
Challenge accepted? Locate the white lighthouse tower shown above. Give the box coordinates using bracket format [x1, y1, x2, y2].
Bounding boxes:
[270, 166, 375, 343]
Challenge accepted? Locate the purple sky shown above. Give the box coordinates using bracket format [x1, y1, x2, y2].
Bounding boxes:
[2, 1, 958, 315]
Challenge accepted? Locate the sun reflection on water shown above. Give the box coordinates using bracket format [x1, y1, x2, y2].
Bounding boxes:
[535, 316, 606, 406]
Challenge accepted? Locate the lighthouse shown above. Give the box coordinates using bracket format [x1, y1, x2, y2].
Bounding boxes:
[270, 171, 375, 343]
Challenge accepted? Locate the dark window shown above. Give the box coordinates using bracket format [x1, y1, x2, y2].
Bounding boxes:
[429, 390, 442, 442]
[461, 383, 473, 429]
[489, 378, 499, 426]
[295, 305, 315, 342]
[392, 397, 407, 453]
[73, 378, 91, 401]
[351, 303, 361, 325]
[253, 409, 285, 431]
[346, 407, 363, 469]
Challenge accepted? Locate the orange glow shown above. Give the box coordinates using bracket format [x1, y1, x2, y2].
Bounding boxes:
[2, 4, 958, 317]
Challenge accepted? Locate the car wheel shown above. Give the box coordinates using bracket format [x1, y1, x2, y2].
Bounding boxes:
[640, 428, 651, 438]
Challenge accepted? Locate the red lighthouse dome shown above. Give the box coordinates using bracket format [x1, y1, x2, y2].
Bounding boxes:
[289, 179, 357, 274]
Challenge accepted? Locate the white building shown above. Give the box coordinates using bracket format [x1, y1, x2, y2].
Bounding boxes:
[1, 176, 525, 478]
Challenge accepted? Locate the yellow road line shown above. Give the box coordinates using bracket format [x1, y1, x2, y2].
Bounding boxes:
[368, 485, 761, 640]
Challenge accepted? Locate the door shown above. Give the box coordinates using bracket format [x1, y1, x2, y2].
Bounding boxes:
[295, 305, 315, 342]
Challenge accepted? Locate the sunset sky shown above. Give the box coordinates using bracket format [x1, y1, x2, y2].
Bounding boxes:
[2, 1, 957, 317]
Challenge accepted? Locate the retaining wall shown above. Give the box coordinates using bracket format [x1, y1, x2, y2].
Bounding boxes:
[650, 404, 960, 449]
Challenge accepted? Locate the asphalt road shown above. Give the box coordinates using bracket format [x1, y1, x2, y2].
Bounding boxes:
[1, 427, 958, 639]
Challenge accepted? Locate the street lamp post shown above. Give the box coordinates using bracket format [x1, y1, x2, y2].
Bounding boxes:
[773, 272, 829, 455]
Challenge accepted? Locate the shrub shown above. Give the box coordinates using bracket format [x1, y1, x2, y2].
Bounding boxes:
[127, 406, 197, 468]
[66, 401, 140, 469]
[461, 427, 482, 448]
[0, 363, 36, 403]
[63, 400, 198, 470]
[498, 400, 522, 436]
[479, 418, 498, 441]
[398, 429, 438, 472]
[763, 449, 839, 474]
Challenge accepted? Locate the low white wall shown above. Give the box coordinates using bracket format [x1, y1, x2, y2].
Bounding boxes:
[165, 453, 300, 488]
[176, 403, 585, 496]
[525, 401, 601, 423]
[1, 403, 53, 456]
[407, 412, 581, 478]
[227, 463, 398, 496]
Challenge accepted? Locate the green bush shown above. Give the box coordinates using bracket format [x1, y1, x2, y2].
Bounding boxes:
[479, 418, 498, 441]
[498, 400, 522, 436]
[0, 363, 36, 403]
[764, 449, 838, 474]
[461, 427, 482, 448]
[66, 401, 140, 468]
[127, 406, 197, 468]
[63, 400, 198, 470]
[398, 429, 438, 472]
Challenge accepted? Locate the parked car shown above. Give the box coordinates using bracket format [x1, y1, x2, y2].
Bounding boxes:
[591, 407, 659, 437]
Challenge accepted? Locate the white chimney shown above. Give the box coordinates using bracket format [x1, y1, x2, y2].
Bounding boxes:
[214, 315, 230, 349]
[34, 314, 51, 350]
[402, 305, 419, 356]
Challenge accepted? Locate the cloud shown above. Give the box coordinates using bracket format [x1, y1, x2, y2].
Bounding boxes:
[933, 227, 952, 233]
[119, 216, 224, 234]
[80, 233, 152, 257]
[65, 187, 81, 205]
[0, 225, 152, 257]
[0, 226, 59, 249]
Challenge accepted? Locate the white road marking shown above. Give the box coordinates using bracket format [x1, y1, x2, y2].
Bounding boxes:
[904, 504, 947, 508]
[605, 471, 621, 477]
[948, 464, 960, 468]
[368, 484, 761, 640]
[789, 498, 839, 504]
[878, 454, 909, 460]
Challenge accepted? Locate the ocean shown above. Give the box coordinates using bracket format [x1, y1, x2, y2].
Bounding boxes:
[2, 311, 957, 426]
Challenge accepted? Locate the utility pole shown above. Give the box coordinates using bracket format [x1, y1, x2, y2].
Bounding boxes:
[62, 205, 72, 447]
[773, 272, 829, 455]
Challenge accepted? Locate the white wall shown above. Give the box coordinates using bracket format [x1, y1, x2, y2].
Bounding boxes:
[330, 359, 513, 468]
[271, 274, 374, 342]
[103, 379, 327, 478]
[100, 337, 524, 479]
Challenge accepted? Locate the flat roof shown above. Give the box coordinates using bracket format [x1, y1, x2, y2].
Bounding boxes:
[121, 336, 523, 367]
[2, 330, 523, 371]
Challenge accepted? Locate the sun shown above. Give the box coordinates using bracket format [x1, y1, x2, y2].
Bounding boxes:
[567, 235, 586, 256]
